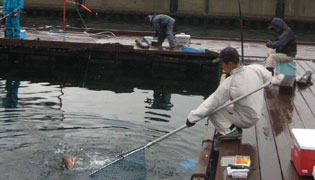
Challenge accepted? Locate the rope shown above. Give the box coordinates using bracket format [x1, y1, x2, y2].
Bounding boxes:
[73, 2, 88, 31]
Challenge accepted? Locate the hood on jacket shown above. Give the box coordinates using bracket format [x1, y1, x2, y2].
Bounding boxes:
[268, 17, 288, 32]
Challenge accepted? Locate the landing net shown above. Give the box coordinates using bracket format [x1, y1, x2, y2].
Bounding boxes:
[89, 148, 146, 180]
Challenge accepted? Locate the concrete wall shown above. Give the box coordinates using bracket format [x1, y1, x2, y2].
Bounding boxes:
[285, 0, 315, 20]
[2, 0, 314, 21]
[85, 0, 170, 13]
[177, 0, 207, 15]
[171, 0, 276, 18]
[19, 0, 170, 13]
[22, 0, 64, 8]
[207, 0, 276, 18]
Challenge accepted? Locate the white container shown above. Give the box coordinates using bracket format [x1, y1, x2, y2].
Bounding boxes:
[313, 165, 315, 179]
[175, 33, 191, 47]
[227, 167, 249, 178]
[144, 36, 153, 45]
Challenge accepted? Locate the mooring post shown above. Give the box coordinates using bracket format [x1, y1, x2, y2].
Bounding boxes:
[205, 0, 209, 14]
[63, 0, 66, 30]
[170, 0, 178, 13]
[276, 0, 285, 18]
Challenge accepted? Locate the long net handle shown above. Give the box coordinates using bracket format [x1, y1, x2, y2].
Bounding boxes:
[144, 82, 271, 148]
[90, 82, 271, 177]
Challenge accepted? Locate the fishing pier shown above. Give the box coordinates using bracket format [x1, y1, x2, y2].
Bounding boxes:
[0, 26, 314, 179]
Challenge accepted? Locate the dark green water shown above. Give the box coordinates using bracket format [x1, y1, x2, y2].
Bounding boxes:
[0, 66, 216, 180]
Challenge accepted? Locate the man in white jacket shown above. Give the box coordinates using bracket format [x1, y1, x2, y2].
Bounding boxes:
[186, 47, 272, 140]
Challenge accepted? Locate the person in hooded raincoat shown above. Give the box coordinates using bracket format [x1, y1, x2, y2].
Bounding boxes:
[2, 0, 24, 38]
[145, 14, 176, 49]
[186, 47, 272, 140]
[265, 17, 297, 75]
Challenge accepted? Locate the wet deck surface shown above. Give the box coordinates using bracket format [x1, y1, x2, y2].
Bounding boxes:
[212, 60, 315, 180]
[20, 29, 315, 60]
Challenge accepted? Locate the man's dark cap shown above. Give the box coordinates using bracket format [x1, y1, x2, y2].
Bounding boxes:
[212, 47, 240, 64]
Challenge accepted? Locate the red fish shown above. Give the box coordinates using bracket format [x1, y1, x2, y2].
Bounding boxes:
[58, 154, 75, 170]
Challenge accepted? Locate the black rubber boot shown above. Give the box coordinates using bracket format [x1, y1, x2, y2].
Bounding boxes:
[229, 124, 243, 133]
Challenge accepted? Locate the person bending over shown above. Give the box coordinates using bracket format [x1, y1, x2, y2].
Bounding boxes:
[145, 14, 176, 49]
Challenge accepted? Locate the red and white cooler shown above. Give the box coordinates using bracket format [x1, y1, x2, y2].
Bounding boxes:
[291, 128, 315, 176]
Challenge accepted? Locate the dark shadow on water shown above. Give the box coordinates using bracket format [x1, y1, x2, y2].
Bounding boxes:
[0, 59, 217, 98]
[2, 80, 20, 108]
[144, 90, 174, 122]
[145, 90, 174, 111]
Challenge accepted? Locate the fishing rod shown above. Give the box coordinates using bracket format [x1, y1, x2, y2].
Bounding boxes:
[73, 2, 89, 32]
[237, 0, 245, 65]
[66, 0, 98, 16]
[0, 14, 10, 21]
[0, 12, 16, 21]
[63, 0, 98, 30]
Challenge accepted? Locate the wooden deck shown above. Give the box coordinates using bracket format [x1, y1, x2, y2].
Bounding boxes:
[2, 27, 315, 60]
[192, 60, 315, 180]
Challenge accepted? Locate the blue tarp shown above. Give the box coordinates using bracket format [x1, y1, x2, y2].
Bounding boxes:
[179, 46, 205, 53]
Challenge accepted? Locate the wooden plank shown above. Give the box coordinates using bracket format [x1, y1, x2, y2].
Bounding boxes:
[295, 61, 315, 127]
[192, 122, 215, 180]
[265, 87, 298, 180]
[304, 60, 315, 73]
[292, 88, 315, 129]
[238, 127, 260, 180]
[215, 140, 240, 180]
[256, 94, 283, 180]
[265, 86, 310, 180]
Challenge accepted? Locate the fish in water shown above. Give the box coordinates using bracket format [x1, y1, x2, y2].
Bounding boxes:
[58, 154, 75, 170]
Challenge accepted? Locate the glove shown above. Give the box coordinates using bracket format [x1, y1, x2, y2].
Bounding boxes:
[186, 119, 196, 127]
[271, 74, 285, 85]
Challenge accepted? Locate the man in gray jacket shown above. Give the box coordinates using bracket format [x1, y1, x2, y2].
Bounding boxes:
[186, 47, 272, 140]
[265, 17, 297, 75]
[145, 14, 176, 49]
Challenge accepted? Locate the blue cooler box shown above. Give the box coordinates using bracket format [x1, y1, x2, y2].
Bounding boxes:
[277, 61, 296, 76]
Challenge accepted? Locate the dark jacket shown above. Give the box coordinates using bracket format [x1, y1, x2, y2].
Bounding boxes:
[266, 18, 297, 57]
[151, 14, 175, 37]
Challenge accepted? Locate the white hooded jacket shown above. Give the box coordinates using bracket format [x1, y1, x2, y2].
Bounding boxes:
[188, 64, 272, 126]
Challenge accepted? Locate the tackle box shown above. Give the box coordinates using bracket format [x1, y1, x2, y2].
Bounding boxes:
[175, 33, 191, 47]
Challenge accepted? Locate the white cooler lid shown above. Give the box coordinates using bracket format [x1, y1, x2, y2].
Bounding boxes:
[292, 129, 315, 150]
